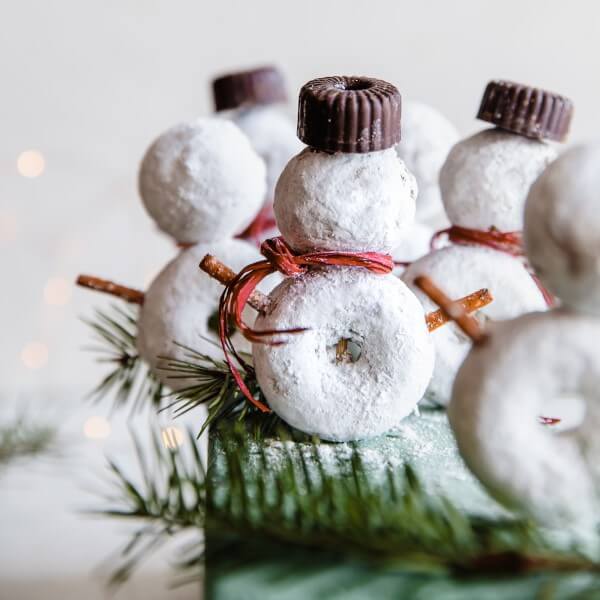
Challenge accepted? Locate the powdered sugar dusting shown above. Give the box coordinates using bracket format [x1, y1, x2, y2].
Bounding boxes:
[139, 117, 266, 244]
[253, 269, 434, 441]
[274, 147, 417, 253]
[440, 128, 556, 231]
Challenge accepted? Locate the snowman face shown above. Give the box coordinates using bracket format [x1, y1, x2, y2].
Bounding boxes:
[440, 129, 556, 231]
[138, 118, 266, 245]
[525, 143, 600, 316]
[274, 147, 417, 253]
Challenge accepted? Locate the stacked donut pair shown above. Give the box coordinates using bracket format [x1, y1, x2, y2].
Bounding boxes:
[136, 67, 300, 390]
[450, 143, 600, 526]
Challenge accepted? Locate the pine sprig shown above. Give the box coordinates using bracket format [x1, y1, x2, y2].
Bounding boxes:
[83, 305, 163, 411]
[83, 304, 283, 433]
[159, 344, 283, 437]
[100, 427, 205, 585]
[0, 416, 57, 466]
[99, 423, 600, 589]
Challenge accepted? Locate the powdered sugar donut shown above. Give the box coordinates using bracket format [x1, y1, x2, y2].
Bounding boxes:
[274, 147, 417, 253]
[138, 118, 266, 244]
[402, 245, 547, 405]
[448, 311, 600, 525]
[138, 239, 264, 390]
[232, 106, 303, 202]
[395, 101, 458, 227]
[253, 269, 434, 441]
[440, 128, 556, 231]
[525, 143, 600, 316]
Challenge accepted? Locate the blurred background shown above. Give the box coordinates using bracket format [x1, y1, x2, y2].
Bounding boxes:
[1, 1, 599, 598]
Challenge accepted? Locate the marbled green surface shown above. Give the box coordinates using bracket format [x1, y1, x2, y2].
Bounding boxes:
[204, 411, 597, 600]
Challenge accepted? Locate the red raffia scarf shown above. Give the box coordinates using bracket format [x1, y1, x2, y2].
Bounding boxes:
[219, 236, 394, 412]
[235, 204, 278, 246]
[431, 225, 555, 307]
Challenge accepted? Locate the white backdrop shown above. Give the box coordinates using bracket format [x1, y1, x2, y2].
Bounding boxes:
[1, 1, 599, 598]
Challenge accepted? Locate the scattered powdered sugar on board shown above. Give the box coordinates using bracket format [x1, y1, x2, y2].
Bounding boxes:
[210, 411, 503, 519]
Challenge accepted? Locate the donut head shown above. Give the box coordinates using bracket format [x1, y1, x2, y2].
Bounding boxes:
[138, 118, 266, 244]
[212, 66, 287, 112]
[477, 80, 573, 142]
[274, 146, 417, 253]
[440, 129, 556, 231]
[297, 76, 401, 153]
[394, 101, 459, 223]
[525, 143, 600, 315]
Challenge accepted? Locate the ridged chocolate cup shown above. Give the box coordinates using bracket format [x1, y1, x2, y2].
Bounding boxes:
[297, 76, 401, 153]
[213, 66, 288, 112]
[477, 80, 573, 142]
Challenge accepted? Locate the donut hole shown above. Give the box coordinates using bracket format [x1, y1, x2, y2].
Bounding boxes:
[336, 79, 373, 92]
[331, 337, 363, 364]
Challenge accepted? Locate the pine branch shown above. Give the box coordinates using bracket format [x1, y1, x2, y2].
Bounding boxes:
[99, 427, 205, 586]
[0, 416, 57, 467]
[97, 423, 600, 589]
[83, 304, 283, 433]
[159, 344, 283, 437]
[82, 305, 163, 412]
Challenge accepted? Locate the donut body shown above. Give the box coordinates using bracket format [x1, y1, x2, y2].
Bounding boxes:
[137, 239, 263, 390]
[274, 148, 417, 253]
[394, 101, 458, 226]
[440, 129, 556, 231]
[448, 311, 600, 525]
[253, 269, 434, 441]
[402, 245, 547, 405]
[139, 118, 266, 244]
[525, 143, 600, 317]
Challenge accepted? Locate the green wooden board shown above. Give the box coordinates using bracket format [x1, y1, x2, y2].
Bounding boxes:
[204, 411, 600, 600]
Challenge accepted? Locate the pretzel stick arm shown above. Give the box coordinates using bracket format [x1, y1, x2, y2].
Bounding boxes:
[76, 275, 145, 305]
[199, 254, 269, 313]
[425, 288, 492, 332]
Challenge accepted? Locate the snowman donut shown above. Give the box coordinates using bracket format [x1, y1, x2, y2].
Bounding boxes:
[251, 76, 434, 441]
[447, 143, 600, 527]
[213, 66, 303, 240]
[136, 117, 269, 388]
[402, 81, 572, 406]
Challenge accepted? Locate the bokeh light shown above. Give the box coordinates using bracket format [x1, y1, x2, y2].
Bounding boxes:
[0, 213, 18, 242]
[161, 426, 185, 449]
[21, 341, 49, 369]
[17, 150, 45, 178]
[43, 277, 72, 306]
[83, 416, 111, 440]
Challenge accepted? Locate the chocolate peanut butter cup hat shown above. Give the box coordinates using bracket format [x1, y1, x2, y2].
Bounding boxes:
[297, 76, 401, 153]
[477, 80, 573, 142]
[213, 66, 288, 112]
